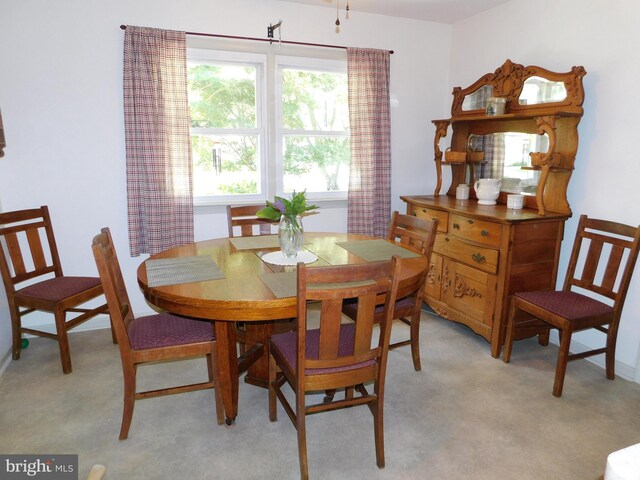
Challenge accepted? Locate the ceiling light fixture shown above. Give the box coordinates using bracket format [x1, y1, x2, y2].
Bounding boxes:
[334, 0, 351, 34]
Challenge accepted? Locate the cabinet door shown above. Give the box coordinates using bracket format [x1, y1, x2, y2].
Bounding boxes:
[442, 258, 497, 327]
[424, 252, 443, 300]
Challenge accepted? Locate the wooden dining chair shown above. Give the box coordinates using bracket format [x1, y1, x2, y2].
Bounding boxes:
[342, 211, 438, 371]
[0, 206, 110, 374]
[268, 256, 402, 480]
[91, 228, 224, 439]
[227, 203, 281, 355]
[226, 204, 278, 238]
[503, 214, 640, 397]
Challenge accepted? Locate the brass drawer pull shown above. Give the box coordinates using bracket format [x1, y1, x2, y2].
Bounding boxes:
[453, 223, 460, 229]
[481, 230, 489, 236]
[471, 253, 486, 263]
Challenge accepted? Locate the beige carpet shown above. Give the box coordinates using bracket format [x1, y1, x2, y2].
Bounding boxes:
[1, 312, 639, 479]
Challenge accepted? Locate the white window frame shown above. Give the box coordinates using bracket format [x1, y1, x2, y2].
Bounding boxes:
[187, 39, 348, 208]
[275, 55, 349, 201]
[188, 48, 268, 206]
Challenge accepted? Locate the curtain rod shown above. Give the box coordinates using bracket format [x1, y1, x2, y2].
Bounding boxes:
[119, 25, 394, 54]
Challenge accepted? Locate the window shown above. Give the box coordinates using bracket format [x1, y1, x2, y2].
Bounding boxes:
[187, 45, 349, 205]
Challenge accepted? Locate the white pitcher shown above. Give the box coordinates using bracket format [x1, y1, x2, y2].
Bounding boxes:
[474, 178, 501, 205]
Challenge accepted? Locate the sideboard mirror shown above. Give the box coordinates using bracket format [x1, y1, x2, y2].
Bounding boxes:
[467, 131, 550, 196]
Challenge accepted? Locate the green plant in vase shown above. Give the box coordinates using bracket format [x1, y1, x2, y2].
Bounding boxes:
[257, 191, 318, 258]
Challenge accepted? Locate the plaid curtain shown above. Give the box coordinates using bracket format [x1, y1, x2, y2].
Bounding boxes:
[346, 48, 391, 238]
[488, 132, 505, 179]
[123, 26, 194, 256]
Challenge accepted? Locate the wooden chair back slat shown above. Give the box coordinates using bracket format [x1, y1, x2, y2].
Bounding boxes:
[580, 236, 603, 285]
[26, 228, 48, 272]
[602, 245, 625, 292]
[227, 204, 278, 238]
[4, 232, 27, 278]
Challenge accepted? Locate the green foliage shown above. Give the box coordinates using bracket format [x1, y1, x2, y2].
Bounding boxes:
[219, 180, 258, 194]
[189, 64, 256, 129]
[257, 191, 319, 228]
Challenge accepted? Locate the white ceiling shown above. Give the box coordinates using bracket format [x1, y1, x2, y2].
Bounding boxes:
[278, 0, 512, 24]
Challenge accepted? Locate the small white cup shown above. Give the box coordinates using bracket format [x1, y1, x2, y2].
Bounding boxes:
[456, 184, 470, 200]
[507, 194, 524, 210]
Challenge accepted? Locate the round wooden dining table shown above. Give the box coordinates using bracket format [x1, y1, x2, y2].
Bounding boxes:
[137, 232, 429, 425]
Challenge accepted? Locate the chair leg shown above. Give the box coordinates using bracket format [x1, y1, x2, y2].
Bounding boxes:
[268, 349, 277, 422]
[54, 309, 72, 374]
[9, 304, 22, 361]
[409, 312, 422, 371]
[373, 395, 385, 468]
[296, 393, 309, 480]
[119, 363, 137, 440]
[605, 325, 617, 380]
[553, 328, 572, 397]
[323, 389, 336, 403]
[502, 300, 518, 363]
[538, 328, 550, 346]
[206, 352, 224, 425]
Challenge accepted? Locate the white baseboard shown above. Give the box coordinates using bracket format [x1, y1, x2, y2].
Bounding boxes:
[566, 337, 637, 382]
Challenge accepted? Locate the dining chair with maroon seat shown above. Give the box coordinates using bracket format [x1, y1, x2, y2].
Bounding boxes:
[92, 228, 223, 439]
[503, 214, 640, 397]
[227, 204, 278, 238]
[342, 211, 438, 371]
[268, 256, 402, 480]
[0, 205, 110, 374]
[227, 204, 281, 355]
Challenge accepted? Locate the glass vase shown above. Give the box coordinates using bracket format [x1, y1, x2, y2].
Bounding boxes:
[278, 215, 304, 258]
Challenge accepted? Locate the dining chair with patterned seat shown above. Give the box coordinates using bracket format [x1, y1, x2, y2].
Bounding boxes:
[92, 227, 224, 439]
[227, 204, 278, 238]
[503, 214, 640, 397]
[227, 203, 281, 355]
[268, 256, 402, 480]
[0, 205, 110, 374]
[342, 211, 438, 371]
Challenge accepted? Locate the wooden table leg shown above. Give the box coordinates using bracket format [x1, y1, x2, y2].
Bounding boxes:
[214, 322, 239, 425]
[244, 319, 295, 388]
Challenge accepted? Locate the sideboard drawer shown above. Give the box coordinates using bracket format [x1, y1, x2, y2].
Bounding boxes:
[449, 213, 502, 248]
[434, 234, 499, 274]
[412, 206, 448, 233]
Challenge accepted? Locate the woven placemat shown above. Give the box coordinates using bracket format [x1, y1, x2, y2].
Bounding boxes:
[229, 235, 280, 250]
[336, 239, 420, 262]
[259, 271, 297, 298]
[146, 255, 224, 287]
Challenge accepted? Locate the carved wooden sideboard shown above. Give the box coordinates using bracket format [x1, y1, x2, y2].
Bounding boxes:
[402, 60, 586, 357]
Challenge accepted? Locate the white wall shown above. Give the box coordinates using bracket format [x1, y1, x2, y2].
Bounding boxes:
[0, 0, 450, 365]
[449, 0, 640, 381]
